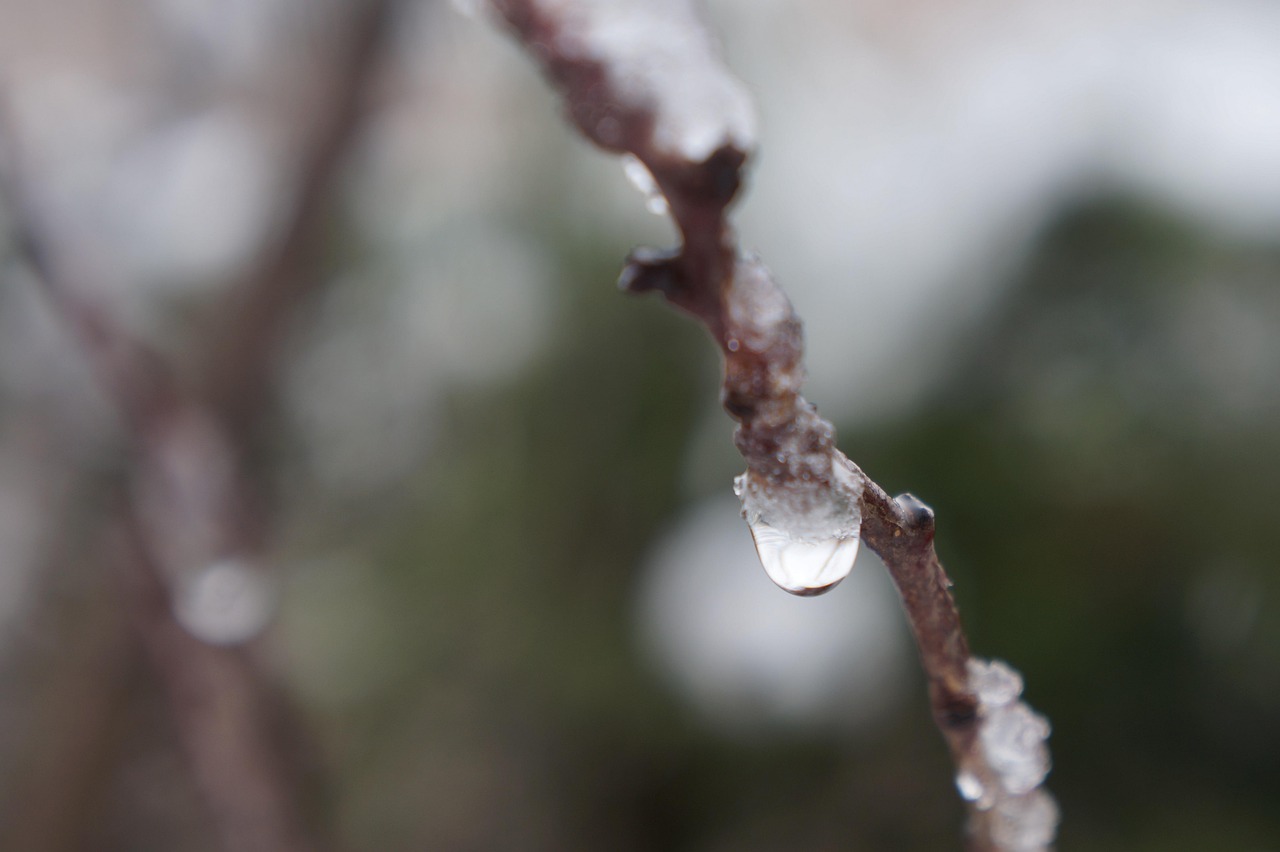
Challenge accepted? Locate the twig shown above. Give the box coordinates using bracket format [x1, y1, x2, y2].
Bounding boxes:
[487, 2, 1057, 849]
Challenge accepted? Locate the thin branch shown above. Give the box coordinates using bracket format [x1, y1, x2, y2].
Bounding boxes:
[113, 507, 323, 852]
[201, 0, 393, 442]
[0, 0, 393, 847]
[487, 2, 1057, 849]
[2, 138, 327, 852]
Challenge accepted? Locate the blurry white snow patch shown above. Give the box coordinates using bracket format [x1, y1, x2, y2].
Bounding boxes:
[719, 0, 1280, 426]
[635, 495, 911, 737]
[106, 109, 281, 288]
[539, 0, 755, 160]
[1103, 1, 1280, 237]
[173, 557, 277, 646]
[285, 224, 554, 493]
[151, 0, 303, 78]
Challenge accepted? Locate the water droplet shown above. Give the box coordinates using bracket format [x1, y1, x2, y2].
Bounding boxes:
[621, 154, 669, 215]
[735, 464, 863, 597]
[955, 770, 983, 802]
[173, 557, 276, 646]
[746, 517, 859, 596]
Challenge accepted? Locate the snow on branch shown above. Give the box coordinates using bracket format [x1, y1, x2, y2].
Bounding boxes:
[487, 1, 1058, 848]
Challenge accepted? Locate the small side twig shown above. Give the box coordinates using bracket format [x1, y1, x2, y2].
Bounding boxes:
[487, 2, 1056, 848]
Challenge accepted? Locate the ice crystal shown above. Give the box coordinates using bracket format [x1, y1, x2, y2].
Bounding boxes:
[990, 789, 1060, 852]
[532, 0, 756, 161]
[966, 657, 1058, 849]
[969, 657, 1025, 708]
[735, 461, 862, 596]
[980, 702, 1052, 795]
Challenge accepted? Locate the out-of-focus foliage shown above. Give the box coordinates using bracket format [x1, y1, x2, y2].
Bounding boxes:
[858, 200, 1280, 850]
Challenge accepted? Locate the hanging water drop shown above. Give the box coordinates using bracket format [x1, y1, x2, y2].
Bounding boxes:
[746, 516, 858, 595]
[735, 462, 863, 597]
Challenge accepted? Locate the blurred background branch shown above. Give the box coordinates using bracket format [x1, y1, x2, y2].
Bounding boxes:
[0, 0, 392, 848]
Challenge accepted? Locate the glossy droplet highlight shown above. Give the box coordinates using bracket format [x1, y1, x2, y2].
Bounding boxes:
[745, 516, 859, 596]
[621, 154, 670, 215]
[955, 771, 985, 803]
[735, 463, 863, 597]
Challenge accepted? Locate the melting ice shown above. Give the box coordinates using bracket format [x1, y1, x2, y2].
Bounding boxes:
[965, 657, 1058, 849]
[744, 518, 859, 595]
[735, 464, 862, 596]
[991, 789, 1060, 851]
[621, 154, 670, 215]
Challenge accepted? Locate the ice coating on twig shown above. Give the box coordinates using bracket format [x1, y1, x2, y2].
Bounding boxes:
[970, 657, 1025, 708]
[734, 461, 863, 595]
[990, 789, 1060, 852]
[487, 4, 1056, 849]
[517, 0, 755, 160]
[963, 658, 1059, 850]
[621, 154, 669, 215]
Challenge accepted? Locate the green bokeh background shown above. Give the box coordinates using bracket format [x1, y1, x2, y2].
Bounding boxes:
[279, 198, 1280, 850]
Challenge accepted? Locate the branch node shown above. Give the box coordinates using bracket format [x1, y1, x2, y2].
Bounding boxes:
[618, 246, 680, 294]
[895, 492, 936, 535]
